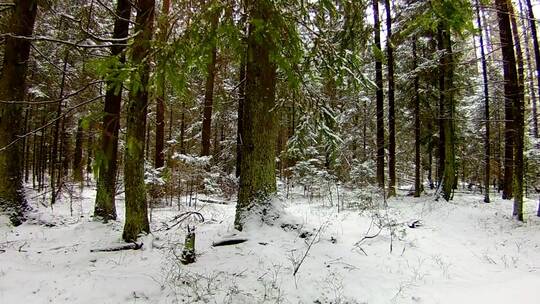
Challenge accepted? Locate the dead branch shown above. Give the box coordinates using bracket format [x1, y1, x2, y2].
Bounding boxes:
[90, 242, 143, 252]
[212, 238, 248, 247]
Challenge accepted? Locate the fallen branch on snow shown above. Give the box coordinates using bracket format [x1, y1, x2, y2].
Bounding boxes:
[212, 238, 248, 247]
[90, 242, 143, 252]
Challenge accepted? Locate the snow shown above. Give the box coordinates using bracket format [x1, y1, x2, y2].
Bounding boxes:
[1, 186, 540, 303]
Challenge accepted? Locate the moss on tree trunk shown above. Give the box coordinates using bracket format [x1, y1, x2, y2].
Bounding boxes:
[234, 0, 278, 230]
[122, 0, 154, 242]
[94, 0, 131, 221]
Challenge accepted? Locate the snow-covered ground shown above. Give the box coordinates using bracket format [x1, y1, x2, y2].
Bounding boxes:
[1, 186, 540, 303]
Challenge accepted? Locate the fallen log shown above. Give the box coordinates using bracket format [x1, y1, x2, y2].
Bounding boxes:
[212, 238, 248, 247]
[90, 242, 143, 252]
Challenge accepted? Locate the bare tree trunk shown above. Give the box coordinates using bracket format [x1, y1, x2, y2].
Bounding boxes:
[497, 0, 517, 200]
[476, 0, 491, 203]
[373, 0, 385, 190]
[154, 0, 170, 168]
[525, 0, 540, 138]
[437, 24, 456, 201]
[73, 118, 84, 183]
[496, 0, 523, 219]
[51, 49, 70, 206]
[94, 0, 131, 221]
[201, 10, 219, 156]
[180, 100, 186, 154]
[413, 36, 421, 197]
[0, 0, 38, 225]
[385, 0, 396, 197]
[236, 12, 247, 178]
[519, 0, 539, 139]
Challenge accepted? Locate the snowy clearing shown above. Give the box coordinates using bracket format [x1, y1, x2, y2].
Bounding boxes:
[1, 187, 540, 304]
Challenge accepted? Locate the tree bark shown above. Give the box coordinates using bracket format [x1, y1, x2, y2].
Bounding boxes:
[385, 0, 396, 197]
[519, 0, 538, 139]
[154, 0, 170, 168]
[123, 0, 155, 241]
[413, 37, 421, 197]
[373, 0, 385, 190]
[236, 11, 247, 178]
[51, 50, 69, 206]
[496, 0, 518, 201]
[201, 10, 219, 157]
[0, 0, 38, 225]
[234, 0, 278, 230]
[525, 0, 540, 138]
[437, 24, 456, 201]
[476, 0, 490, 203]
[73, 118, 84, 183]
[94, 0, 131, 221]
[495, 0, 523, 220]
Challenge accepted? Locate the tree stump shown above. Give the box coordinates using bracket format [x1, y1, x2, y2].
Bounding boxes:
[180, 228, 196, 264]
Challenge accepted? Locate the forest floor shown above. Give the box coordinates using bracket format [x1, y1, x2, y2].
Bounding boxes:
[1, 185, 540, 304]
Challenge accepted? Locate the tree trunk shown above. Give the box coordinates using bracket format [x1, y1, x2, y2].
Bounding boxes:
[507, 1, 525, 220]
[234, 0, 278, 230]
[180, 100, 186, 154]
[476, 0, 490, 203]
[525, 0, 540, 138]
[201, 10, 219, 157]
[73, 118, 84, 183]
[385, 0, 396, 197]
[94, 0, 131, 221]
[413, 37, 421, 197]
[154, 0, 170, 168]
[51, 50, 69, 206]
[22, 107, 30, 184]
[437, 24, 456, 201]
[519, 0, 539, 139]
[123, 0, 155, 241]
[373, 0, 385, 190]
[496, 0, 518, 201]
[236, 13, 247, 178]
[0, 0, 38, 225]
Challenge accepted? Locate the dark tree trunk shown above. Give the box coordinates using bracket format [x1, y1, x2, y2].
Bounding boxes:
[519, 0, 539, 139]
[180, 100, 186, 154]
[236, 14, 247, 178]
[234, 0, 278, 230]
[437, 24, 456, 201]
[495, 0, 523, 220]
[94, 0, 131, 221]
[373, 0, 385, 190]
[154, 0, 170, 168]
[476, 0, 490, 203]
[0, 0, 38, 225]
[23, 106, 31, 184]
[525, 0, 540, 138]
[507, 1, 525, 220]
[122, 0, 154, 241]
[86, 129, 94, 178]
[496, 0, 518, 201]
[201, 11, 219, 157]
[73, 118, 84, 183]
[413, 37, 421, 197]
[51, 50, 69, 206]
[155, 94, 165, 167]
[385, 0, 396, 197]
